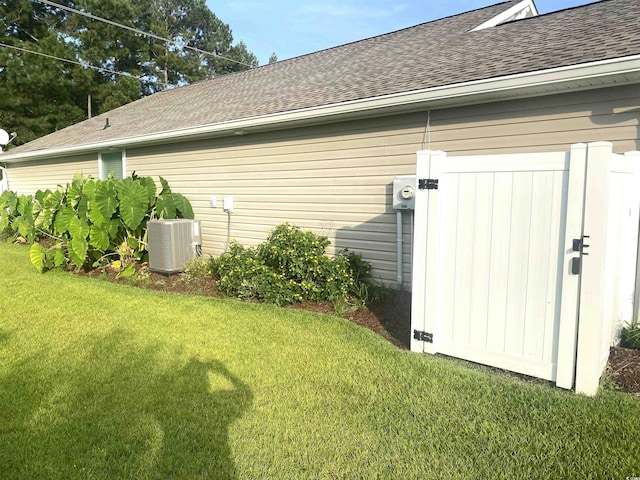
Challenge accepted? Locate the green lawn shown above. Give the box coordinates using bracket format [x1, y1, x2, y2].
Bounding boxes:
[0, 242, 639, 479]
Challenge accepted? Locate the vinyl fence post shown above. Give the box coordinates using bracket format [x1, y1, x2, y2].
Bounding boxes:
[555, 143, 587, 390]
[411, 150, 445, 354]
[574, 141, 612, 396]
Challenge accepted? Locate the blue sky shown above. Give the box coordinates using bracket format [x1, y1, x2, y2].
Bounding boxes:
[206, 0, 597, 65]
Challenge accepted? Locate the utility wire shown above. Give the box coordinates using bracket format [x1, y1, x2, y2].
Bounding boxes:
[0, 42, 164, 85]
[36, 0, 254, 68]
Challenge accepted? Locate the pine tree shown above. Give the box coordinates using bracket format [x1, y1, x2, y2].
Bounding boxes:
[0, 0, 259, 145]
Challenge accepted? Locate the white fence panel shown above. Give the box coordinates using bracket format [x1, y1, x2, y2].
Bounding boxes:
[412, 143, 639, 395]
[575, 145, 640, 395]
[413, 150, 577, 381]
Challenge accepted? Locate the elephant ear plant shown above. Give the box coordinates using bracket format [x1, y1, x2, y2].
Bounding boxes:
[0, 173, 193, 273]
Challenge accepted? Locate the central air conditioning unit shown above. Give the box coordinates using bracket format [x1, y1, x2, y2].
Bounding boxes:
[148, 219, 202, 274]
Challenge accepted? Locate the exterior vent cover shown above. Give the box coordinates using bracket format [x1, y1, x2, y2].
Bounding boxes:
[148, 219, 201, 274]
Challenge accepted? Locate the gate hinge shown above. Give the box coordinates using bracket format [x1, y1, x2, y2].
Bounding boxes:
[413, 330, 433, 343]
[418, 178, 438, 190]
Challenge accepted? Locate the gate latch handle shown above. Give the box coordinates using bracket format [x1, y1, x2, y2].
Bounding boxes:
[572, 235, 590, 255]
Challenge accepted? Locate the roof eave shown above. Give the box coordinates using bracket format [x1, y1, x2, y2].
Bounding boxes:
[4, 54, 640, 164]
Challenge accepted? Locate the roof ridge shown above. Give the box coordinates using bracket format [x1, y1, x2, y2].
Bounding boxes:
[172, 0, 521, 93]
[263, 0, 521, 66]
[152, 1, 522, 97]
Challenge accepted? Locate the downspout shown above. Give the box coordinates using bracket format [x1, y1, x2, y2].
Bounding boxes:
[397, 110, 430, 289]
[396, 210, 403, 287]
[634, 203, 640, 321]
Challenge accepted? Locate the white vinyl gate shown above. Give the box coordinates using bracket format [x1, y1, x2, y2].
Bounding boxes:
[411, 142, 640, 395]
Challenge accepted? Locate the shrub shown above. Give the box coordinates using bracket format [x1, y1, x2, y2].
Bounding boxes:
[0, 173, 194, 273]
[621, 318, 640, 350]
[212, 242, 296, 304]
[182, 255, 212, 279]
[210, 223, 372, 307]
[0, 190, 35, 243]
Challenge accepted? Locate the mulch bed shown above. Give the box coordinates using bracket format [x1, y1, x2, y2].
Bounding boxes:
[607, 346, 640, 396]
[76, 266, 640, 395]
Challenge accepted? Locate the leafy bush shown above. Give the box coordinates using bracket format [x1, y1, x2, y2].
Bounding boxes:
[211, 223, 372, 307]
[0, 190, 35, 243]
[0, 173, 193, 272]
[182, 255, 212, 280]
[621, 318, 640, 350]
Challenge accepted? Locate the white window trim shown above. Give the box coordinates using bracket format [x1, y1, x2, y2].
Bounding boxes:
[98, 150, 126, 180]
[0, 166, 7, 193]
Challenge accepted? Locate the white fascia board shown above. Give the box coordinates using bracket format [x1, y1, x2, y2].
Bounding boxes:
[3, 53, 640, 164]
[471, 0, 538, 32]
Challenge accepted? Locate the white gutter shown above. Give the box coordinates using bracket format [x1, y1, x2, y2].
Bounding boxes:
[4, 54, 640, 163]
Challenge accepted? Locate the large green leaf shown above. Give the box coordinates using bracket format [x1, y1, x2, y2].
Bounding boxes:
[35, 209, 54, 231]
[68, 216, 90, 240]
[29, 243, 46, 273]
[33, 191, 46, 216]
[11, 216, 22, 232]
[54, 206, 74, 235]
[34, 189, 48, 206]
[89, 201, 107, 226]
[116, 263, 135, 279]
[92, 201, 121, 240]
[32, 202, 45, 231]
[0, 191, 18, 214]
[155, 194, 176, 219]
[118, 181, 149, 230]
[71, 172, 85, 188]
[69, 237, 88, 269]
[48, 244, 66, 267]
[34, 211, 44, 229]
[17, 216, 34, 239]
[113, 177, 136, 199]
[172, 193, 194, 219]
[159, 176, 171, 195]
[107, 219, 122, 240]
[83, 179, 98, 199]
[0, 215, 8, 232]
[77, 196, 89, 220]
[139, 177, 157, 204]
[17, 195, 33, 217]
[67, 183, 82, 207]
[89, 225, 110, 251]
[94, 182, 119, 219]
[44, 188, 63, 212]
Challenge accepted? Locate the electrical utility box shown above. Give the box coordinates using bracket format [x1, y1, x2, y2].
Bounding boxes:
[148, 219, 202, 274]
[392, 175, 417, 210]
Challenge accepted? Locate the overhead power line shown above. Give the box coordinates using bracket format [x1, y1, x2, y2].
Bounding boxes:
[0, 41, 164, 85]
[36, 0, 254, 69]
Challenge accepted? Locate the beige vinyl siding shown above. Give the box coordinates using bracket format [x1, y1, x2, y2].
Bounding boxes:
[6, 153, 99, 195]
[4, 84, 638, 287]
[429, 84, 640, 154]
[129, 85, 638, 286]
[128, 112, 425, 285]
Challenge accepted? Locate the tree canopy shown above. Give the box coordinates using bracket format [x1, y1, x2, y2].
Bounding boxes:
[0, 0, 258, 147]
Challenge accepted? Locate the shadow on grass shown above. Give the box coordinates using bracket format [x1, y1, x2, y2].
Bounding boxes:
[0, 329, 11, 345]
[0, 331, 252, 479]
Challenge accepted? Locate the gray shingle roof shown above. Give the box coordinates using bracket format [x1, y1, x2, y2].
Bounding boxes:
[11, 0, 640, 154]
